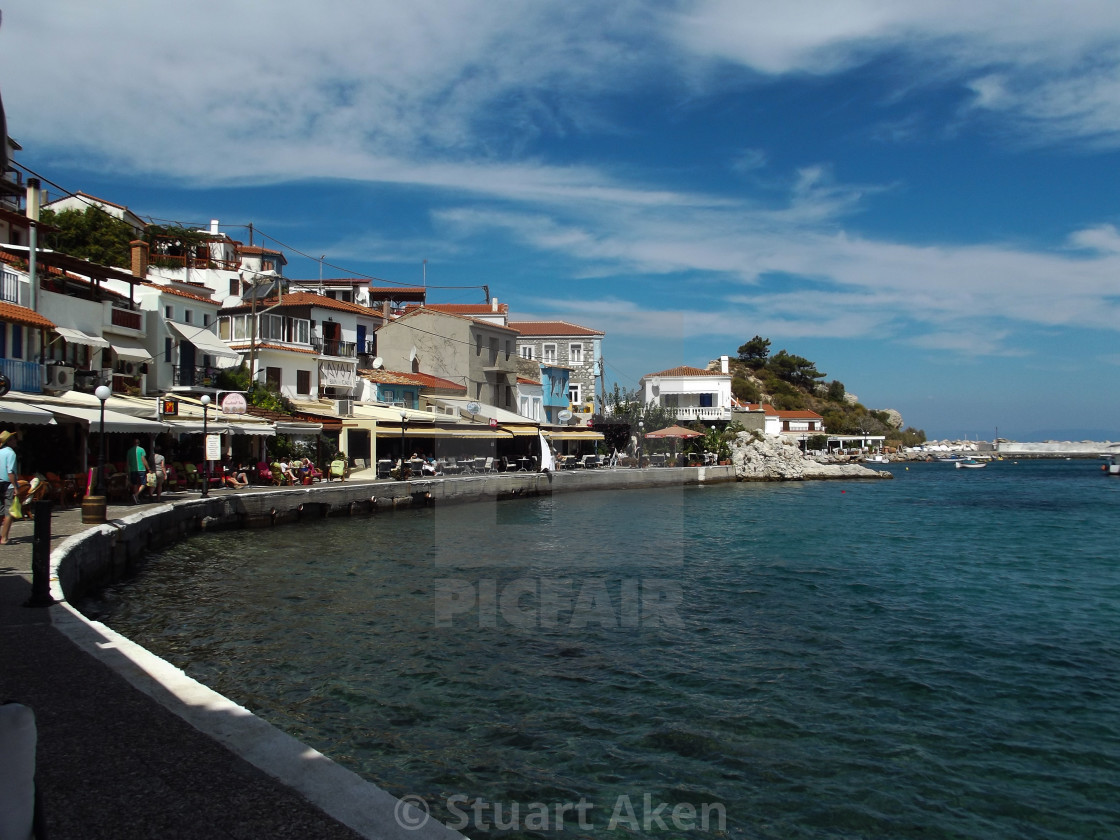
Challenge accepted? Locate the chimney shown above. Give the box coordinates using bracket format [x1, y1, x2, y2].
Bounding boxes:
[720, 355, 729, 374]
[130, 240, 149, 278]
[491, 297, 499, 313]
[210, 219, 220, 235]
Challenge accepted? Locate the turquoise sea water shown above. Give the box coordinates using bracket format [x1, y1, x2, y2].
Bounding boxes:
[85, 461, 1120, 839]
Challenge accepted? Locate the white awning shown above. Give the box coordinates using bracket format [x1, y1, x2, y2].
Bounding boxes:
[54, 327, 109, 349]
[0, 400, 57, 426]
[49, 405, 168, 434]
[109, 337, 152, 362]
[166, 321, 241, 359]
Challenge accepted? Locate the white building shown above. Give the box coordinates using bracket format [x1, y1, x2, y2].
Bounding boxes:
[639, 358, 733, 422]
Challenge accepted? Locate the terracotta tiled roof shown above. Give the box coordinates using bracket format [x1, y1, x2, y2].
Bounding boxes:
[0, 302, 55, 329]
[739, 402, 823, 420]
[644, 365, 727, 378]
[407, 302, 509, 316]
[389, 307, 519, 333]
[358, 369, 465, 391]
[143, 282, 217, 304]
[508, 320, 603, 337]
[221, 292, 382, 317]
[517, 375, 541, 385]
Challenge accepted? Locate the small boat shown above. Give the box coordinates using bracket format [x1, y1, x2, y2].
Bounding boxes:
[1101, 454, 1119, 476]
[864, 454, 890, 464]
[955, 459, 987, 469]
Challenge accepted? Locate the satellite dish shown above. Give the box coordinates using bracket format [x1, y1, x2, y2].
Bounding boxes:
[557, 409, 572, 422]
[466, 401, 481, 415]
[409, 345, 418, 362]
[371, 357, 383, 369]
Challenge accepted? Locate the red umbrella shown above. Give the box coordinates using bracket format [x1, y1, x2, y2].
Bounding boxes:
[643, 424, 703, 464]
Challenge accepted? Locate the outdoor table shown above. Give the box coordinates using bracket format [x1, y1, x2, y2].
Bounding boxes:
[517, 457, 531, 471]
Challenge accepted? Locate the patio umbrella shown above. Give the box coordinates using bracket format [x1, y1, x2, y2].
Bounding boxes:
[644, 424, 703, 463]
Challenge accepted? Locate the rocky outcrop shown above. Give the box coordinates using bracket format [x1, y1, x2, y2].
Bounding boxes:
[730, 433, 891, 481]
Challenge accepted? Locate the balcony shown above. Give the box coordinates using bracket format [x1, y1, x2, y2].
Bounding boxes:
[669, 405, 732, 422]
[311, 337, 356, 358]
[1, 268, 25, 305]
[0, 358, 43, 393]
[172, 365, 221, 388]
[109, 305, 142, 330]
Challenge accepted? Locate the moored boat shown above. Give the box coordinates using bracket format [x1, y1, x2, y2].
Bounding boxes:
[955, 459, 987, 469]
[1101, 454, 1119, 476]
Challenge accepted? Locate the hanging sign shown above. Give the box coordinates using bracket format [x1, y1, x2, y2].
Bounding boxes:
[160, 397, 179, 417]
[221, 393, 247, 415]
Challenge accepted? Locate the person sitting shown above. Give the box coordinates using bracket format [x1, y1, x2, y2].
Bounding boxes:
[222, 465, 250, 489]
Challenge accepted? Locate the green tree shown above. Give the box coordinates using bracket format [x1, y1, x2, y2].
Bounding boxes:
[826, 380, 846, 402]
[594, 383, 677, 453]
[39, 206, 134, 267]
[145, 223, 210, 268]
[731, 375, 761, 403]
[737, 335, 771, 367]
[768, 349, 826, 389]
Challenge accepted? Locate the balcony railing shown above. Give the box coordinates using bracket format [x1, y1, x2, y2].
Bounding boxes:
[669, 406, 732, 421]
[172, 365, 221, 388]
[110, 306, 142, 330]
[0, 358, 43, 393]
[311, 337, 356, 358]
[1, 268, 22, 305]
[149, 254, 241, 272]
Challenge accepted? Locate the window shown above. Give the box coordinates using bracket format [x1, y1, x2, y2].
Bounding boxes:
[296, 370, 311, 395]
[0, 323, 6, 358]
[203, 313, 211, 327]
[11, 325, 21, 359]
[266, 367, 282, 389]
[489, 336, 499, 365]
[476, 333, 483, 356]
[568, 383, 582, 405]
[164, 305, 173, 319]
[184, 309, 192, 324]
[542, 343, 557, 364]
[569, 343, 583, 364]
[164, 338, 172, 363]
[699, 393, 714, 407]
[505, 339, 512, 360]
[519, 345, 535, 360]
[229, 278, 240, 297]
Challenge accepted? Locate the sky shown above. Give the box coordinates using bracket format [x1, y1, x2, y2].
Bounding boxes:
[3, 0, 1120, 440]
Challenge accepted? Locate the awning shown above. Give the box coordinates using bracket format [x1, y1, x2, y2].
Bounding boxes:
[544, 429, 605, 441]
[500, 424, 542, 437]
[166, 321, 241, 359]
[275, 421, 323, 435]
[0, 400, 57, 426]
[374, 425, 506, 439]
[54, 327, 109, 349]
[49, 405, 168, 434]
[164, 420, 234, 435]
[109, 337, 152, 362]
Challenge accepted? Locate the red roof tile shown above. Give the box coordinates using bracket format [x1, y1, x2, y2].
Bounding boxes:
[507, 320, 603, 337]
[0, 302, 55, 329]
[644, 365, 726, 378]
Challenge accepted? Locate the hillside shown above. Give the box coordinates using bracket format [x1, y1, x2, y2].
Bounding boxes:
[723, 337, 926, 447]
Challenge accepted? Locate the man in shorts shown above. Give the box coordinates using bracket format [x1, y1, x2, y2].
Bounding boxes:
[0, 430, 18, 544]
[125, 437, 150, 504]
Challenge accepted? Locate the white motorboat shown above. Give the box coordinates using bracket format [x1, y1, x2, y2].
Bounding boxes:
[955, 459, 987, 469]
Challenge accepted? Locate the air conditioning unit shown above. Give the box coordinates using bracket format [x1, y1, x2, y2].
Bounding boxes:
[334, 398, 354, 417]
[123, 361, 138, 376]
[44, 364, 75, 393]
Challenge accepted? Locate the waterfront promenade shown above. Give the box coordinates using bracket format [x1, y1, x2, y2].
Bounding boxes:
[1, 466, 737, 839]
[0, 487, 372, 840]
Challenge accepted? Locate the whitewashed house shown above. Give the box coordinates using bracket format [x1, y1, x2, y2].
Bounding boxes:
[639, 358, 733, 422]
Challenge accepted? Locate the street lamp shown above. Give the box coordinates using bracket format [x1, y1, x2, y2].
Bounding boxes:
[638, 420, 644, 468]
[399, 411, 408, 478]
[80, 384, 113, 524]
[201, 395, 211, 497]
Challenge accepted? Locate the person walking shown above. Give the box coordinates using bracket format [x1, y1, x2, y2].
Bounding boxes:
[125, 437, 150, 504]
[151, 447, 167, 500]
[0, 430, 18, 544]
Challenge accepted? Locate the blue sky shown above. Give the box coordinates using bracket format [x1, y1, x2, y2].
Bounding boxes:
[4, 0, 1120, 439]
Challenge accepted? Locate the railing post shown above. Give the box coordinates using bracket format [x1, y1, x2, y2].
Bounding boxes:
[24, 500, 55, 608]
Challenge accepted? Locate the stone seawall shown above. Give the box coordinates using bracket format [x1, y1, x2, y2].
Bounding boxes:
[52, 466, 739, 603]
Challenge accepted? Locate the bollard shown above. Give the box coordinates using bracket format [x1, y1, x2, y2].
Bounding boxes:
[24, 500, 55, 608]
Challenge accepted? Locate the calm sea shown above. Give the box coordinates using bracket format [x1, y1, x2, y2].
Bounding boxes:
[84, 460, 1120, 839]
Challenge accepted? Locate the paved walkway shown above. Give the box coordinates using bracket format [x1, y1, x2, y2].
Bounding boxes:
[0, 488, 368, 839]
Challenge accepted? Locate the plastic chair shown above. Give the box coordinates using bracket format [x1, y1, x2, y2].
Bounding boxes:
[255, 461, 273, 485]
[328, 459, 347, 481]
[182, 463, 200, 489]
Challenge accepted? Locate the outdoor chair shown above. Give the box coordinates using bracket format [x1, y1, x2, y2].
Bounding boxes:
[377, 459, 392, 479]
[483, 457, 497, 473]
[182, 463, 201, 489]
[270, 462, 293, 486]
[328, 459, 347, 481]
[169, 462, 188, 490]
[255, 461, 273, 485]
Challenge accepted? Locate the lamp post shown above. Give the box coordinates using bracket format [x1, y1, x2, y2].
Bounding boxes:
[399, 411, 407, 478]
[201, 395, 211, 497]
[81, 385, 112, 524]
